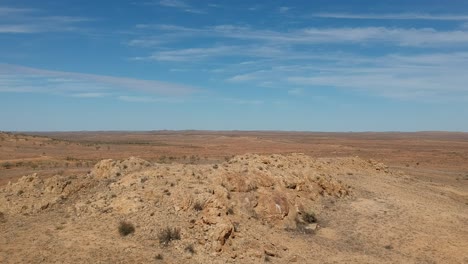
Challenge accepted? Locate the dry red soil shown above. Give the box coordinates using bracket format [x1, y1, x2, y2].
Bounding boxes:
[0, 131, 467, 263]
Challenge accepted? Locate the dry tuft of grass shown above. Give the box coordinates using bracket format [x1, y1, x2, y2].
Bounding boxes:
[185, 244, 195, 254]
[303, 211, 317, 224]
[158, 227, 181, 245]
[118, 221, 135, 236]
[193, 201, 204, 211]
[0, 211, 6, 223]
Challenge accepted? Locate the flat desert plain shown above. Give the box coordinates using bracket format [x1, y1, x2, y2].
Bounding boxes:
[0, 131, 467, 263]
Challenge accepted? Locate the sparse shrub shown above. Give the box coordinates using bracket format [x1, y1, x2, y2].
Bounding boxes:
[158, 227, 181, 245]
[193, 201, 204, 211]
[1, 162, 12, 169]
[118, 221, 135, 236]
[303, 211, 317, 224]
[0, 211, 5, 223]
[155, 254, 163, 260]
[290, 210, 318, 234]
[246, 182, 258, 192]
[227, 207, 234, 215]
[213, 164, 219, 169]
[185, 244, 195, 254]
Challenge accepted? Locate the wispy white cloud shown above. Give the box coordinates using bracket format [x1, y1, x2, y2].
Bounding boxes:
[226, 71, 267, 82]
[145, 46, 237, 61]
[137, 23, 468, 47]
[71, 92, 109, 98]
[129, 18, 468, 102]
[135, 43, 290, 62]
[248, 6, 261, 11]
[157, 0, 205, 14]
[159, 0, 188, 8]
[128, 38, 163, 47]
[279, 7, 291, 13]
[311, 13, 468, 21]
[0, 64, 198, 96]
[0, 7, 35, 16]
[0, 25, 36, 33]
[287, 88, 302, 95]
[243, 52, 468, 100]
[223, 98, 264, 105]
[200, 50, 468, 100]
[0, 5, 92, 33]
[117, 95, 183, 103]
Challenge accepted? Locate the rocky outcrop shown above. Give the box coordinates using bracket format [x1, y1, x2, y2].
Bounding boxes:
[0, 153, 396, 263]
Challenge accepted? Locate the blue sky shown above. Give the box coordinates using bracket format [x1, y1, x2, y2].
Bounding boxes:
[1, 0, 468, 131]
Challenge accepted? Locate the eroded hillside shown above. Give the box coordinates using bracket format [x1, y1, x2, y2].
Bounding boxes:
[1, 153, 467, 263]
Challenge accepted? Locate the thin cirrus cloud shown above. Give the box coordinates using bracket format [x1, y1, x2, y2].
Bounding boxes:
[311, 13, 468, 21]
[159, 0, 189, 8]
[0, 7, 35, 15]
[134, 23, 468, 47]
[129, 25, 468, 66]
[129, 21, 468, 101]
[225, 52, 468, 100]
[143, 46, 238, 61]
[117, 95, 184, 103]
[0, 64, 199, 96]
[157, 0, 205, 14]
[136, 44, 286, 62]
[71, 92, 109, 98]
[279, 7, 291, 13]
[0, 5, 92, 33]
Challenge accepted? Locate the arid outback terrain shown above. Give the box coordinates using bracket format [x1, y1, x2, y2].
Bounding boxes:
[0, 131, 467, 263]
